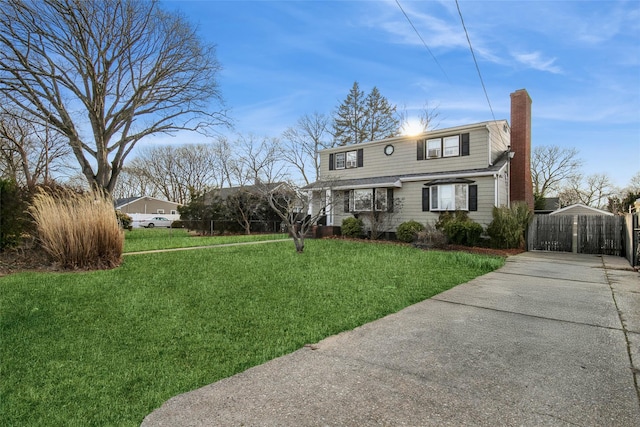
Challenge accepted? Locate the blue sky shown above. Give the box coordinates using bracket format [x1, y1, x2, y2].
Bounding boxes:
[160, 0, 640, 189]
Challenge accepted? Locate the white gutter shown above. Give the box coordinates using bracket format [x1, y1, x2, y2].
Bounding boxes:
[399, 168, 504, 183]
[332, 179, 403, 191]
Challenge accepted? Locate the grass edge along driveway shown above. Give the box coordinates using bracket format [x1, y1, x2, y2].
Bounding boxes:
[1, 238, 504, 426]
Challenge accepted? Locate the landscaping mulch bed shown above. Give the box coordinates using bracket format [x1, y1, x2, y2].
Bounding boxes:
[0, 245, 56, 276]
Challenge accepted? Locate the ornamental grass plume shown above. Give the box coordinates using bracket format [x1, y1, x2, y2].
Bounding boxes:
[29, 189, 124, 269]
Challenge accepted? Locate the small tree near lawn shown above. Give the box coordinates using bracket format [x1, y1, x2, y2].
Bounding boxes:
[262, 182, 335, 253]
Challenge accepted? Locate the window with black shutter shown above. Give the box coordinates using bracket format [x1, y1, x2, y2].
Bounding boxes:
[469, 185, 477, 211]
[422, 188, 430, 211]
[461, 133, 470, 156]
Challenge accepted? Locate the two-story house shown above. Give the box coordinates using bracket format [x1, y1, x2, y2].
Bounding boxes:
[304, 89, 534, 234]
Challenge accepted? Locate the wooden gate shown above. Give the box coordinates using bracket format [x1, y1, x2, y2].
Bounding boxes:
[527, 215, 573, 252]
[528, 215, 624, 256]
[577, 215, 623, 255]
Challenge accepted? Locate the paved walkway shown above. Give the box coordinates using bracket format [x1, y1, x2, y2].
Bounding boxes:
[141, 252, 640, 426]
[124, 239, 288, 256]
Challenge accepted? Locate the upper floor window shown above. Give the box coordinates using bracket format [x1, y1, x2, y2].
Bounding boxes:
[346, 150, 357, 168]
[417, 133, 469, 160]
[426, 138, 441, 159]
[443, 136, 460, 157]
[329, 148, 364, 170]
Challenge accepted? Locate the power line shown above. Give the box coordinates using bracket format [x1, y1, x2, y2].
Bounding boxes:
[395, 0, 450, 83]
[455, 0, 497, 122]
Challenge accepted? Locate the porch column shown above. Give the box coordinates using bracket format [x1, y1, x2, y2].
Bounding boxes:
[326, 189, 333, 226]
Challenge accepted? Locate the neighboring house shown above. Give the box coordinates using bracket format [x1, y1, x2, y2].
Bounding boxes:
[535, 197, 560, 214]
[210, 182, 286, 201]
[115, 196, 181, 227]
[304, 89, 534, 231]
[549, 203, 614, 217]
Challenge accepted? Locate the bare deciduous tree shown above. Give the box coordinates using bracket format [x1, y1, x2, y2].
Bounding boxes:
[281, 112, 331, 185]
[111, 166, 160, 200]
[261, 182, 336, 253]
[0, 108, 71, 189]
[628, 171, 640, 192]
[124, 143, 222, 204]
[231, 134, 287, 186]
[558, 173, 616, 210]
[531, 145, 583, 207]
[398, 101, 441, 134]
[0, 0, 228, 193]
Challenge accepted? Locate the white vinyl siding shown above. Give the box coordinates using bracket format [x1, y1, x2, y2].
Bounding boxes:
[321, 124, 501, 180]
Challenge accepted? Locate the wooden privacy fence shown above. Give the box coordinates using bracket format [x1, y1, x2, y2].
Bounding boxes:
[528, 215, 624, 256]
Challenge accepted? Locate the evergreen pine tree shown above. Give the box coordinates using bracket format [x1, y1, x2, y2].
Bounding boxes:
[332, 82, 367, 146]
[364, 86, 400, 141]
[332, 82, 400, 145]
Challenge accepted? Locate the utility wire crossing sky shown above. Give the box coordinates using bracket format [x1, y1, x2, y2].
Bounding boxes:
[157, 0, 640, 190]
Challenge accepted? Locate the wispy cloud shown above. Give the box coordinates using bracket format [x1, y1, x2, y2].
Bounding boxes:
[512, 51, 562, 74]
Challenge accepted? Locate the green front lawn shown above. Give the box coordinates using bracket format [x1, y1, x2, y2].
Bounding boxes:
[1, 238, 504, 426]
[123, 228, 287, 252]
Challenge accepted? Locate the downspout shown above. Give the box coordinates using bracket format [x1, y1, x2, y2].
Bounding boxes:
[494, 174, 499, 207]
[486, 125, 493, 166]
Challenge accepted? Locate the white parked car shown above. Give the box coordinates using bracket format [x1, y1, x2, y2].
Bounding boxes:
[139, 216, 173, 228]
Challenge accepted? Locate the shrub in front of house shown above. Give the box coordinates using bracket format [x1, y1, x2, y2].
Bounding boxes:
[341, 217, 364, 238]
[396, 220, 425, 243]
[487, 202, 533, 249]
[436, 211, 483, 246]
[413, 223, 448, 249]
[30, 189, 124, 269]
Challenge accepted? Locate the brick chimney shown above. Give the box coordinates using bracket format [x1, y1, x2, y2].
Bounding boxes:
[509, 89, 534, 210]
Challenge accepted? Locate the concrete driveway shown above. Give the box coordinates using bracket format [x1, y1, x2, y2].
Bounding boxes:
[142, 252, 640, 426]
